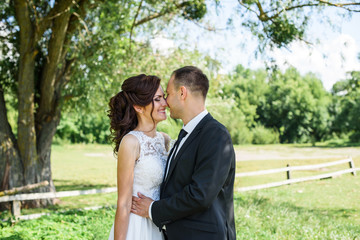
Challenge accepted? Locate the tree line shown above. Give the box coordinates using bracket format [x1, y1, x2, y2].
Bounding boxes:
[47, 61, 360, 146]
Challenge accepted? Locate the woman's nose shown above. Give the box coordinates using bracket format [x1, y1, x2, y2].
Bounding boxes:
[162, 98, 168, 107]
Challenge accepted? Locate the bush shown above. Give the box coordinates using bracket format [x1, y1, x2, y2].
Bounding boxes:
[207, 99, 253, 145]
[55, 113, 110, 144]
[251, 125, 279, 144]
[349, 131, 360, 143]
[232, 123, 253, 145]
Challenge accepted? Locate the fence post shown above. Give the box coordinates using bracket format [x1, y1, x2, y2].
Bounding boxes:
[349, 157, 356, 176]
[286, 164, 291, 182]
[11, 200, 21, 218]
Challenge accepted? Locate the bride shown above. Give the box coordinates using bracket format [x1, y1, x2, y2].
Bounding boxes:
[107, 74, 170, 240]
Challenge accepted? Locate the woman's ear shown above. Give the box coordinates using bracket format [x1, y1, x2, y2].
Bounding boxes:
[133, 105, 144, 114]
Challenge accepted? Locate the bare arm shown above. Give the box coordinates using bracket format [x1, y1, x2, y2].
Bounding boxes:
[113, 135, 139, 240]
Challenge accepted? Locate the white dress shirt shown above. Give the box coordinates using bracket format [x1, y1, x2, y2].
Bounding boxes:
[148, 110, 208, 220]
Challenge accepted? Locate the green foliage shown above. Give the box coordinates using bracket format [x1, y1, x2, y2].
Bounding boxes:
[264, 15, 306, 48]
[216, 65, 331, 145]
[207, 96, 254, 145]
[257, 68, 331, 143]
[331, 71, 360, 142]
[0, 208, 114, 239]
[55, 113, 110, 144]
[251, 124, 279, 144]
[182, 0, 207, 21]
[237, 0, 356, 52]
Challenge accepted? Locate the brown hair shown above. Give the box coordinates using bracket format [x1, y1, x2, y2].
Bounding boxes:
[172, 66, 209, 98]
[108, 74, 160, 153]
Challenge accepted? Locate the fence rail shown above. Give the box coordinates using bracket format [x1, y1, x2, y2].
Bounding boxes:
[0, 187, 117, 203]
[236, 157, 357, 192]
[0, 157, 357, 219]
[0, 187, 117, 218]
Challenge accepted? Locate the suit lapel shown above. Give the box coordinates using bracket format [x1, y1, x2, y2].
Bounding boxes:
[163, 114, 213, 187]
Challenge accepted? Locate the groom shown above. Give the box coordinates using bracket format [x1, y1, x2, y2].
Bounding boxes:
[132, 66, 236, 240]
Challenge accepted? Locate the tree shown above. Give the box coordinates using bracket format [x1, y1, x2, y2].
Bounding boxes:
[0, 0, 207, 207]
[221, 64, 268, 128]
[257, 68, 331, 143]
[331, 71, 360, 142]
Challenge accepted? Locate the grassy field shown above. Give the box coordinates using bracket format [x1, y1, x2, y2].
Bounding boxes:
[1, 143, 359, 239]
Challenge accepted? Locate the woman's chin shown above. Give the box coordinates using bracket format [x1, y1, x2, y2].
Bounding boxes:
[154, 114, 167, 122]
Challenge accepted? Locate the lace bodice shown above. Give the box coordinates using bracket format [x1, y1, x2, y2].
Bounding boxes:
[127, 131, 168, 201]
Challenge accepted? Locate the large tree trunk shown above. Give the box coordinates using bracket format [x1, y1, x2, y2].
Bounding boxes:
[12, 0, 75, 208]
[0, 86, 24, 210]
[4, 0, 83, 208]
[32, 0, 74, 207]
[14, 0, 38, 188]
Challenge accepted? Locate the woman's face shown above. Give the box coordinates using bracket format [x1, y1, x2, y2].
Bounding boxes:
[143, 86, 167, 123]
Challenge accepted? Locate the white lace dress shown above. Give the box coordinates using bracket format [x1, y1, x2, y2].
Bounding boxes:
[108, 131, 168, 240]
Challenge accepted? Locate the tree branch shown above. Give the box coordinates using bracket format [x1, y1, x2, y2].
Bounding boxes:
[266, 1, 360, 21]
[318, 0, 360, 12]
[14, 0, 34, 55]
[238, 0, 261, 18]
[63, 0, 89, 55]
[36, 0, 78, 42]
[240, 1, 360, 23]
[134, 1, 190, 26]
[37, 0, 74, 124]
[129, 0, 144, 51]
[0, 180, 49, 196]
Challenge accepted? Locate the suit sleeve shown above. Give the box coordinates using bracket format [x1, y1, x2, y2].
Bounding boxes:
[151, 122, 235, 228]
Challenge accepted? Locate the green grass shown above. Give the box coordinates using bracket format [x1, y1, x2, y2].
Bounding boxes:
[51, 144, 117, 190]
[1, 143, 359, 239]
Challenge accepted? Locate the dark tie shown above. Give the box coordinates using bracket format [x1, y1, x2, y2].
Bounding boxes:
[164, 129, 188, 179]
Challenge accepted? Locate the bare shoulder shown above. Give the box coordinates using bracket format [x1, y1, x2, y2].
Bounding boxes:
[121, 133, 139, 145]
[120, 134, 139, 148]
[118, 134, 140, 159]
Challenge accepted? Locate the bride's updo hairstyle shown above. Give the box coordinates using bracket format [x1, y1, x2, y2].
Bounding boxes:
[108, 74, 161, 153]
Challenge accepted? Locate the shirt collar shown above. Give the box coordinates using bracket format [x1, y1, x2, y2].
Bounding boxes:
[182, 110, 208, 135]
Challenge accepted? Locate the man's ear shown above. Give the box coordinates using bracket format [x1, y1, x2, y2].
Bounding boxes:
[133, 105, 144, 114]
[180, 86, 187, 100]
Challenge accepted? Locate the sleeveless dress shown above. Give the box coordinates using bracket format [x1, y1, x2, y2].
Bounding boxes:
[108, 131, 168, 240]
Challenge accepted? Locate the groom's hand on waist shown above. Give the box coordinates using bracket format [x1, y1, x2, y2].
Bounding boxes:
[131, 192, 154, 218]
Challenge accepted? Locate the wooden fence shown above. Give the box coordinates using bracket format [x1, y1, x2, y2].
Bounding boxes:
[236, 157, 358, 192]
[0, 187, 117, 219]
[0, 157, 358, 220]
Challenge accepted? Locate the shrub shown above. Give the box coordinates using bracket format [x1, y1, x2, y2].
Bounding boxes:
[252, 125, 279, 144]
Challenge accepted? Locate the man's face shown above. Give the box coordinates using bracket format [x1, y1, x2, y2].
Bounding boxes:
[166, 75, 181, 119]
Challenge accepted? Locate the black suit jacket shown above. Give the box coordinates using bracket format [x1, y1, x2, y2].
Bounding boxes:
[152, 113, 236, 240]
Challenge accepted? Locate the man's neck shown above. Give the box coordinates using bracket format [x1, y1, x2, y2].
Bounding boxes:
[182, 107, 206, 126]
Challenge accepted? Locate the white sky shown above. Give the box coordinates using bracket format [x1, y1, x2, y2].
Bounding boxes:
[151, 2, 360, 91]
